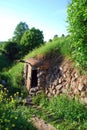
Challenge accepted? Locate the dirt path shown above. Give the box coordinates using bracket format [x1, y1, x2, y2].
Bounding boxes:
[31, 115, 57, 130]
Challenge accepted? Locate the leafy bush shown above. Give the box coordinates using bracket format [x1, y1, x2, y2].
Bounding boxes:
[67, 0, 87, 69]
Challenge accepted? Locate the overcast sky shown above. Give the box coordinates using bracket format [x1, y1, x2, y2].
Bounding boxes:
[0, 0, 71, 41]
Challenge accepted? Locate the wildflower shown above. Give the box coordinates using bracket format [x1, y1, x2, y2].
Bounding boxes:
[16, 92, 19, 95]
[22, 99, 26, 104]
[21, 93, 23, 96]
[14, 93, 17, 97]
[15, 116, 18, 120]
[12, 124, 15, 127]
[4, 88, 7, 91]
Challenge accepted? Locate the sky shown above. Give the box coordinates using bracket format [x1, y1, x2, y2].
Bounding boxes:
[0, 0, 71, 42]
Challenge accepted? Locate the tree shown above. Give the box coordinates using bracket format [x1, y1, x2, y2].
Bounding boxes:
[20, 27, 44, 54]
[12, 22, 29, 44]
[61, 34, 65, 37]
[4, 42, 20, 60]
[53, 35, 58, 41]
[49, 39, 52, 42]
[67, 0, 87, 68]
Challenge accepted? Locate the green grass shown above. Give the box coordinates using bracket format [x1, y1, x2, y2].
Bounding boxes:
[2, 62, 27, 95]
[25, 36, 71, 59]
[30, 94, 87, 130]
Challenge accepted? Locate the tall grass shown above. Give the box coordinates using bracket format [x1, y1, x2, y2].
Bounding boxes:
[32, 93, 87, 130]
[25, 36, 71, 59]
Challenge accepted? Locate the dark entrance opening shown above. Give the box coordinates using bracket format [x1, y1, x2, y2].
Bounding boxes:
[31, 69, 38, 87]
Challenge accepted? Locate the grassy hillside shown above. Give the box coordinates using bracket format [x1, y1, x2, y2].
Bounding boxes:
[25, 36, 71, 58]
[1, 37, 87, 130]
[0, 36, 71, 95]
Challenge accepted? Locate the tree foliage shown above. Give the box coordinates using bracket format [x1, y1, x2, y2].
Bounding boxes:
[67, 0, 87, 69]
[4, 42, 20, 60]
[20, 27, 44, 54]
[12, 22, 29, 44]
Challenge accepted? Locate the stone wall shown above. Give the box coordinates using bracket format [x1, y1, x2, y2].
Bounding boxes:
[25, 56, 87, 105]
[45, 58, 87, 105]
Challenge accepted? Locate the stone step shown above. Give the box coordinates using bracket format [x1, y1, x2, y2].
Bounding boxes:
[29, 87, 39, 93]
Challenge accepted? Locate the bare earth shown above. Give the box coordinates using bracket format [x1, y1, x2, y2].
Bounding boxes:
[31, 116, 57, 130]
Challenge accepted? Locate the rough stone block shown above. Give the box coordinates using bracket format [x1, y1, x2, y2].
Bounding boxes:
[56, 84, 63, 90]
[78, 84, 84, 91]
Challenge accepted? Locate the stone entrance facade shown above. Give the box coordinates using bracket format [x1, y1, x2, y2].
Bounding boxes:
[24, 58, 49, 95]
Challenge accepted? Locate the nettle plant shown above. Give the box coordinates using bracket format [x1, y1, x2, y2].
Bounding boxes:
[67, 0, 87, 69]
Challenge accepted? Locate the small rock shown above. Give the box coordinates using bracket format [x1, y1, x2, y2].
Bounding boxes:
[47, 93, 52, 97]
[56, 84, 63, 90]
[49, 87, 53, 94]
[52, 89, 56, 95]
[83, 97, 87, 105]
[73, 88, 79, 95]
[78, 84, 84, 91]
[81, 91, 85, 97]
[56, 90, 60, 95]
[58, 78, 62, 84]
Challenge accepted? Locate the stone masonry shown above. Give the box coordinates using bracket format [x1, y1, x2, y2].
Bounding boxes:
[24, 56, 87, 105]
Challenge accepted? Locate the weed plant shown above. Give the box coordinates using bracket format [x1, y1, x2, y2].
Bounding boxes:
[32, 92, 48, 107]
